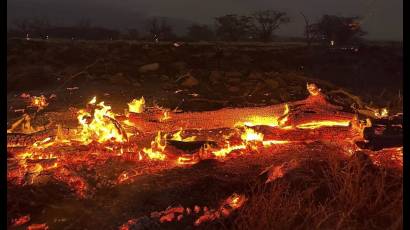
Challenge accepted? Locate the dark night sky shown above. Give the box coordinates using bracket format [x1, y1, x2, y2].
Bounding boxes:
[7, 0, 402, 40]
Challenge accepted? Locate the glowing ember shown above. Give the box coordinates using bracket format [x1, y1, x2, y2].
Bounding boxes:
[11, 215, 31, 227]
[142, 132, 167, 160]
[374, 108, 389, 118]
[160, 110, 171, 122]
[171, 128, 197, 142]
[296, 120, 350, 129]
[7, 113, 44, 134]
[307, 83, 321, 96]
[212, 143, 246, 158]
[128, 97, 145, 113]
[27, 223, 48, 230]
[30, 95, 49, 111]
[241, 127, 264, 142]
[238, 104, 289, 127]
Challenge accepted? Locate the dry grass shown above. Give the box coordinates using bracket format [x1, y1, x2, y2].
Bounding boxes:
[218, 152, 403, 230]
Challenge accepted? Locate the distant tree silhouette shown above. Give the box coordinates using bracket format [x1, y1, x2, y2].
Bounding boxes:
[214, 14, 253, 41]
[145, 17, 176, 41]
[251, 10, 290, 42]
[187, 24, 214, 41]
[300, 12, 314, 47]
[310, 15, 366, 45]
[126, 29, 139, 40]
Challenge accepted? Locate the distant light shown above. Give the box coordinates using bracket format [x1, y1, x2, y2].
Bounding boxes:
[26, 33, 30, 41]
[330, 40, 335, 46]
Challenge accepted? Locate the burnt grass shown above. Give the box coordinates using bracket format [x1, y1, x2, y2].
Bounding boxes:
[6, 39, 403, 229]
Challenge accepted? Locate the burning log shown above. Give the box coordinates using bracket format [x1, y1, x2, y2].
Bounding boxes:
[125, 93, 355, 134]
[356, 114, 403, 151]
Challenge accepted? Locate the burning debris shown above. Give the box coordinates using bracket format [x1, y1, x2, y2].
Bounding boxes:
[119, 193, 246, 229]
[6, 83, 402, 229]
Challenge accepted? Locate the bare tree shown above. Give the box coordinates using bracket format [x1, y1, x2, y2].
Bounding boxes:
[215, 14, 253, 41]
[145, 17, 175, 41]
[311, 14, 366, 45]
[252, 10, 290, 42]
[12, 18, 31, 33]
[300, 12, 313, 47]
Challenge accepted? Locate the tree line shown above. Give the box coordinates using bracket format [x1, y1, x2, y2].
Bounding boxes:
[8, 10, 366, 45]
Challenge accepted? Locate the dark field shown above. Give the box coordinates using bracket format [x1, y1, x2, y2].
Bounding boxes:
[7, 40, 402, 230]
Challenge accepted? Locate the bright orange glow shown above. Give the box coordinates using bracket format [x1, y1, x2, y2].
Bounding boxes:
[307, 83, 321, 96]
[375, 108, 389, 118]
[237, 104, 289, 127]
[212, 143, 246, 158]
[128, 97, 145, 113]
[30, 95, 49, 111]
[142, 132, 167, 160]
[77, 98, 127, 144]
[296, 120, 350, 129]
[241, 127, 264, 142]
[171, 129, 196, 142]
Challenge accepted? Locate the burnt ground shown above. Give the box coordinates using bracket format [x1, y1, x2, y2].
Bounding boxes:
[7, 39, 402, 119]
[6, 40, 403, 229]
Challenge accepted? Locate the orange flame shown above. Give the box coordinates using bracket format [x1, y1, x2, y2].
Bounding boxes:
[128, 97, 145, 113]
[77, 97, 127, 144]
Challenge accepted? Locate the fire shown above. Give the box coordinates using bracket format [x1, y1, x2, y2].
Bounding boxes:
[307, 83, 321, 96]
[241, 127, 264, 142]
[160, 110, 171, 122]
[262, 140, 291, 146]
[238, 104, 289, 127]
[11, 215, 31, 227]
[77, 97, 127, 144]
[296, 120, 351, 129]
[128, 97, 145, 113]
[142, 132, 167, 160]
[171, 128, 197, 142]
[7, 114, 39, 134]
[177, 155, 199, 165]
[212, 142, 246, 158]
[30, 95, 49, 111]
[374, 108, 389, 118]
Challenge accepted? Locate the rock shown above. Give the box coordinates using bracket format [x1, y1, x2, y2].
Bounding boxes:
[278, 88, 290, 101]
[132, 81, 142, 88]
[288, 85, 304, 95]
[227, 86, 241, 93]
[270, 98, 280, 104]
[138, 63, 160, 73]
[275, 77, 287, 87]
[209, 71, 222, 84]
[160, 75, 170, 81]
[180, 74, 199, 88]
[110, 73, 131, 85]
[225, 71, 242, 78]
[228, 78, 241, 84]
[123, 216, 160, 230]
[265, 79, 280, 90]
[171, 62, 188, 72]
[248, 72, 263, 80]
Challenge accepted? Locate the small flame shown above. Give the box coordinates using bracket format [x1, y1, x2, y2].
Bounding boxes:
[171, 128, 196, 142]
[375, 108, 389, 118]
[77, 98, 127, 144]
[128, 97, 145, 113]
[160, 110, 171, 122]
[307, 83, 321, 96]
[142, 132, 167, 160]
[241, 127, 264, 142]
[30, 95, 49, 111]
